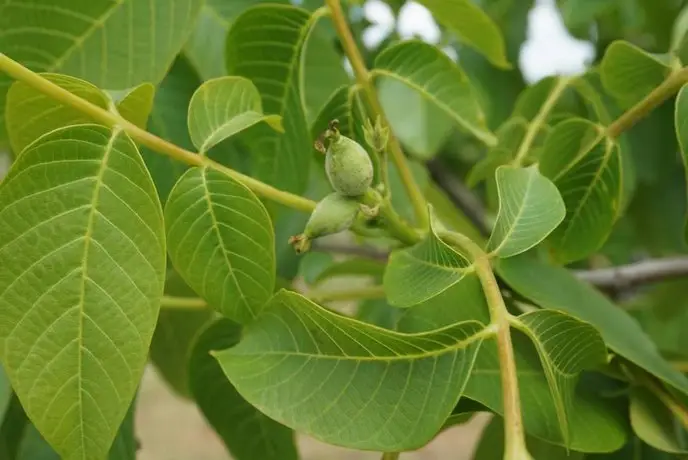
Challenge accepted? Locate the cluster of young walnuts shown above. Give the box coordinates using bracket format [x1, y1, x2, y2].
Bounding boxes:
[289, 120, 376, 254]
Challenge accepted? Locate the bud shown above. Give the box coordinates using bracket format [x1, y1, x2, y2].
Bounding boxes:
[325, 127, 374, 197]
[289, 193, 361, 254]
[363, 116, 389, 153]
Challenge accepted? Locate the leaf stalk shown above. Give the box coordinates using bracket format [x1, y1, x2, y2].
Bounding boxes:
[324, 0, 429, 228]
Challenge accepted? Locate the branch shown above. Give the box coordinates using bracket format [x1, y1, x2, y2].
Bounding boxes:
[0, 53, 316, 213]
[575, 257, 688, 289]
[325, 0, 429, 228]
[427, 159, 490, 236]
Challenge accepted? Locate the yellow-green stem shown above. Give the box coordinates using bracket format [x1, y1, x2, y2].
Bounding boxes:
[441, 232, 531, 460]
[160, 296, 207, 310]
[381, 452, 400, 460]
[606, 67, 688, 139]
[0, 53, 316, 213]
[642, 377, 688, 431]
[310, 285, 386, 303]
[325, 0, 429, 228]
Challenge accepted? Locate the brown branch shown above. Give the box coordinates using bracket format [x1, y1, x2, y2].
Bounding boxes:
[575, 257, 688, 289]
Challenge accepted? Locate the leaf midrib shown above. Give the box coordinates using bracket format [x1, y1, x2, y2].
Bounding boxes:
[489, 169, 536, 255]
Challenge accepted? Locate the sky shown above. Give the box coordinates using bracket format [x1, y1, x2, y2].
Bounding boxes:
[362, 0, 596, 83]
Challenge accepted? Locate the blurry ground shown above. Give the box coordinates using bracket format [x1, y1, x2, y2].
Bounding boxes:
[136, 366, 488, 460]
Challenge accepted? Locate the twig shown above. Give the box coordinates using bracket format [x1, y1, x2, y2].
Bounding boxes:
[574, 257, 688, 289]
[427, 159, 490, 236]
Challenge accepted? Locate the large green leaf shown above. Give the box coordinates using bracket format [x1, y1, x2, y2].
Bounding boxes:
[397, 276, 627, 452]
[675, 84, 688, 243]
[512, 310, 608, 447]
[600, 41, 672, 107]
[165, 167, 274, 324]
[415, 0, 509, 68]
[372, 40, 494, 146]
[189, 318, 298, 460]
[486, 165, 565, 258]
[630, 387, 688, 454]
[215, 290, 487, 451]
[539, 118, 622, 263]
[225, 4, 316, 197]
[0, 125, 165, 459]
[0, 0, 203, 144]
[5, 74, 109, 154]
[142, 56, 199, 204]
[187, 76, 283, 154]
[384, 213, 472, 308]
[114, 83, 155, 130]
[497, 254, 688, 396]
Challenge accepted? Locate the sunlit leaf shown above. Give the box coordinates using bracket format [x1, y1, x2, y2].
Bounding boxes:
[189, 318, 298, 460]
[373, 40, 495, 146]
[114, 83, 155, 130]
[165, 167, 275, 324]
[215, 290, 486, 451]
[486, 165, 565, 258]
[187, 76, 283, 154]
[513, 309, 608, 446]
[0, 125, 165, 459]
[497, 253, 688, 396]
[0, 0, 203, 144]
[600, 41, 672, 107]
[415, 0, 509, 68]
[539, 118, 622, 263]
[5, 74, 109, 154]
[384, 212, 472, 308]
[630, 387, 688, 454]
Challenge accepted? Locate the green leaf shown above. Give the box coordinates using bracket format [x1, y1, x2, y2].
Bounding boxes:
[513, 310, 608, 447]
[297, 252, 334, 285]
[0, 125, 165, 459]
[397, 275, 627, 452]
[314, 258, 387, 285]
[600, 41, 672, 107]
[114, 83, 155, 130]
[189, 318, 298, 460]
[539, 119, 622, 263]
[214, 290, 486, 451]
[675, 84, 688, 243]
[142, 56, 199, 204]
[630, 387, 688, 454]
[415, 0, 510, 68]
[474, 416, 585, 459]
[0, 0, 203, 145]
[5, 74, 109, 155]
[384, 213, 472, 308]
[225, 4, 317, 197]
[496, 253, 688, 396]
[187, 76, 284, 154]
[486, 165, 565, 258]
[311, 85, 356, 142]
[165, 167, 275, 324]
[372, 40, 495, 146]
[355, 299, 403, 330]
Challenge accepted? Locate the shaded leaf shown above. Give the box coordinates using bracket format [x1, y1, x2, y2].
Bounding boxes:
[0, 0, 203, 144]
[513, 310, 608, 446]
[539, 119, 622, 263]
[600, 41, 672, 107]
[416, 0, 509, 68]
[497, 253, 688, 396]
[188, 76, 283, 154]
[5, 74, 109, 154]
[165, 167, 274, 324]
[0, 125, 165, 459]
[314, 258, 387, 285]
[630, 387, 688, 454]
[297, 252, 334, 286]
[384, 213, 472, 308]
[486, 165, 565, 258]
[189, 318, 297, 460]
[215, 290, 486, 451]
[398, 276, 627, 452]
[675, 84, 688, 243]
[311, 85, 356, 142]
[373, 40, 494, 146]
[114, 83, 155, 130]
[355, 299, 403, 330]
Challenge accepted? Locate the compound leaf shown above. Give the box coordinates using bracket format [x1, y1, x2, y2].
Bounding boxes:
[165, 167, 275, 324]
[0, 125, 165, 459]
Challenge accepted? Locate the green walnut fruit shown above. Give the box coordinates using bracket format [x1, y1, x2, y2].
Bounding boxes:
[289, 193, 360, 253]
[325, 133, 373, 197]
